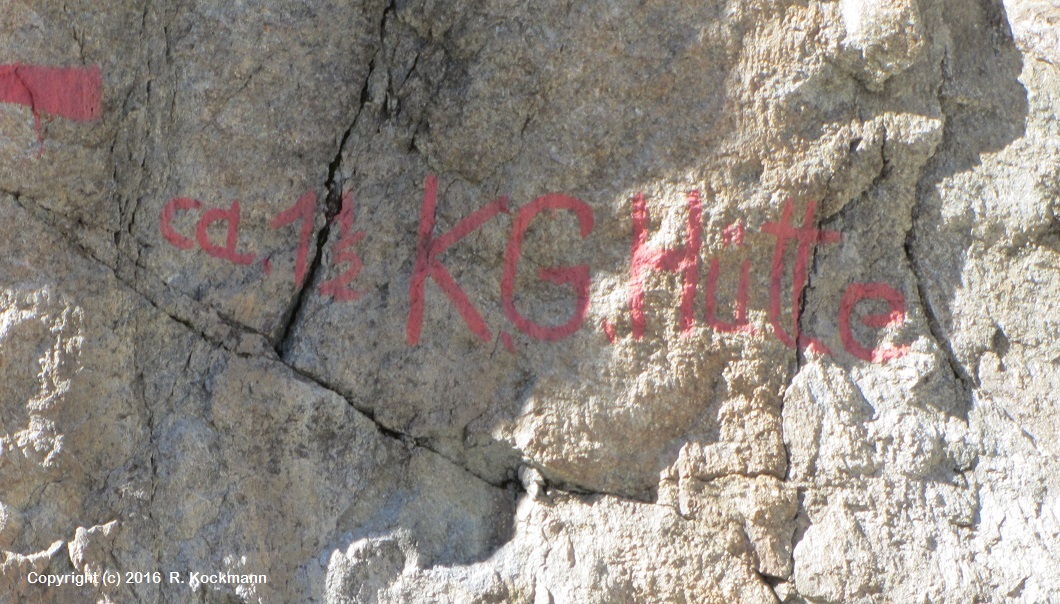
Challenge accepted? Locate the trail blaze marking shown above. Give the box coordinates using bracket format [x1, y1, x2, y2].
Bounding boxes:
[159, 175, 910, 363]
[839, 282, 910, 362]
[160, 198, 202, 250]
[319, 191, 367, 301]
[0, 64, 103, 155]
[196, 200, 255, 265]
[407, 174, 509, 346]
[762, 199, 841, 353]
[269, 190, 317, 288]
[629, 190, 702, 339]
[502, 193, 594, 341]
[706, 221, 755, 335]
[0, 63, 906, 363]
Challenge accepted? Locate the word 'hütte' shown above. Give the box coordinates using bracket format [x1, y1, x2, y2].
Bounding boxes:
[159, 174, 909, 363]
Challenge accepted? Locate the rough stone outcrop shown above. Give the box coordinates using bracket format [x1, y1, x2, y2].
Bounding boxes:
[1, 0, 1058, 602]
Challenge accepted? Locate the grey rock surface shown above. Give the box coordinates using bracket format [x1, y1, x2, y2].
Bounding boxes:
[1, 0, 1058, 602]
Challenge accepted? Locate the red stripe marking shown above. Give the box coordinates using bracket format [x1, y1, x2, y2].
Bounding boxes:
[500, 331, 516, 354]
[0, 64, 102, 121]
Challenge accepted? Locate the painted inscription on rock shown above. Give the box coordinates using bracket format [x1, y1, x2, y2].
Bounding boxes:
[159, 174, 909, 363]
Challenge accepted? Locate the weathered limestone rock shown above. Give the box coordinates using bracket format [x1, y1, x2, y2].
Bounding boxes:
[839, 0, 926, 90]
[1, 0, 1058, 602]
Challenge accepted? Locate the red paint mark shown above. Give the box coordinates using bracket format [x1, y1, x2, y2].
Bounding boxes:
[629, 190, 702, 339]
[0, 64, 103, 156]
[407, 174, 508, 345]
[195, 200, 255, 265]
[705, 257, 755, 335]
[263, 256, 272, 276]
[803, 339, 830, 357]
[500, 330, 516, 353]
[0, 64, 102, 120]
[502, 194, 594, 341]
[602, 318, 616, 344]
[839, 282, 909, 362]
[319, 191, 367, 301]
[761, 199, 840, 351]
[706, 219, 754, 334]
[160, 197, 202, 250]
[269, 190, 317, 288]
[722, 221, 745, 247]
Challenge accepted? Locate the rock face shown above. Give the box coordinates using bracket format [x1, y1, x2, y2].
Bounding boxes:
[1, 0, 1058, 602]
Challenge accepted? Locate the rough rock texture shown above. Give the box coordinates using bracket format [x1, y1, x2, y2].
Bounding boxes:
[1, 0, 1058, 602]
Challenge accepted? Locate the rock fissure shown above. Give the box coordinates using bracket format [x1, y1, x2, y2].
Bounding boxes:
[6, 187, 515, 496]
[274, 3, 393, 358]
[905, 59, 980, 416]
